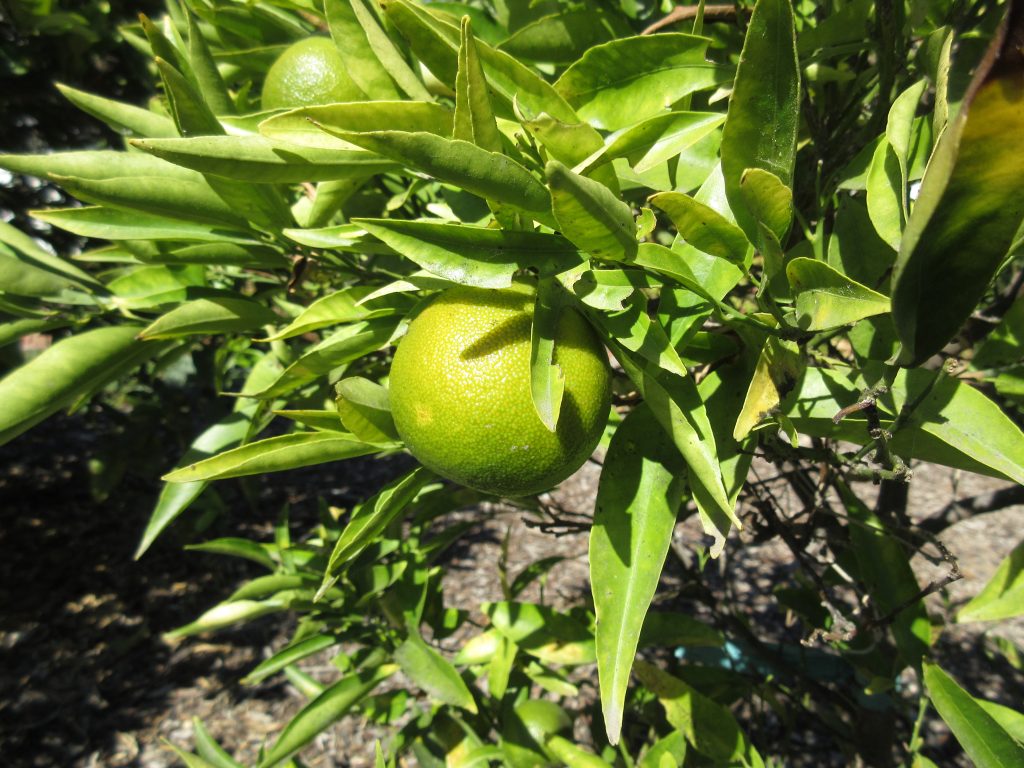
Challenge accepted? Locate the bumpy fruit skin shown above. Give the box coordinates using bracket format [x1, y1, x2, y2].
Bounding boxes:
[389, 283, 612, 497]
[261, 37, 365, 111]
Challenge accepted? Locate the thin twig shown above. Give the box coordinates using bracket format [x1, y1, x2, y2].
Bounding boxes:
[642, 4, 746, 35]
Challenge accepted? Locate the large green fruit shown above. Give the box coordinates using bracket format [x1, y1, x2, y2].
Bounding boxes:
[261, 37, 365, 110]
[389, 283, 612, 497]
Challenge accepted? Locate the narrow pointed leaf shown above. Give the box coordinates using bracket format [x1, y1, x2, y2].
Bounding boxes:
[33, 206, 257, 243]
[242, 634, 339, 686]
[325, 0, 402, 100]
[649, 191, 747, 262]
[335, 376, 399, 447]
[385, 0, 576, 122]
[454, 17, 502, 152]
[56, 82, 177, 137]
[349, 0, 432, 100]
[356, 219, 581, 288]
[958, 539, 1024, 623]
[733, 336, 803, 439]
[331, 131, 551, 215]
[786, 257, 890, 331]
[162, 431, 385, 482]
[923, 663, 1024, 768]
[595, 111, 725, 173]
[0, 326, 164, 446]
[547, 160, 636, 260]
[136, 407, 263, 558]
[634, 661, 761, 765]
[591, 404, 686, 745]
[248, 318, 399, 399]
[892, 6, 1024, 365]
[261, 286, 406, 341]
[131, 135, 397, 182]
[323, 467, 435, 578]
[720, 0, 800, 244]
[257, 665, 397, 768]
[395, 629, 478, 713]
[555, 34, 729, 131]
[530, 279, 566, 432]
[139, 295, 278, 339]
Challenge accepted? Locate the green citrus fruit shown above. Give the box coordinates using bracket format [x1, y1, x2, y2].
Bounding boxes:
[261, 37, 365, 111]
[389, 282, 612, 497]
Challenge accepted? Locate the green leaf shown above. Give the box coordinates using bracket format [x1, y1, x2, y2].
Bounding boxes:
[634, 661, 761, 766]
[0, 317, 68, 348]
[348, 0, 432, 100]
[841, 483, 930, 668]
[259, 101, 453, 149]
[32, 206, 257, 243]
[546, 160, 636, 260]
[0, 220, 104, 292]
[162, 431, 385, 482]
[131, 135, 397, 183]
[484, 601, 596, 666]
[335, 376, 399, 443]
[518, 110, 618, 195]
[0, 246, 82, 299]
[529, 278, 566, 432]
[384, 0, 577, 122]
[738, 167, 793, 245]
[892, 8, 1024, 366]
[637, 731, 687, 768]
[612, 349, 739, 554]
[55, 82, 178, 138]
[545, 736, 613, 768]
[827, 195, 895, 289]
[356, 219, 581, 288]
[185, 10, 234, 117]
[139, 294, 278, 339]
[273, 410, 344, 432]
[325, 0, 402, 100]
[784, 367, 1024, 484]
[0, 326, 164, 447]
[554, 34, 728, 131]
[395, 628, 478, 713]
[186, 537, 276, 569]
[866, 138, 904, 251]
[588, 287, 688, 379]
[155, 56, 222, 138]
[165, 597, 289, 639]
[720, 0, 800, 245]
[322, 467, 434, 582]
[649, 191, 748, 263]
[923, 662, 1024, 768]
[192, 717, 244, 768]
[53, 174, 247, 229]
[786, 257, 891, 331]
[591, 111, 725, 174]
[261, 286, 405, 341]
[886, 81, 927, 219]
[733, 336, 803, 440]
[958, 539, 1024, 623]
[330, 131, 551, 216]
[498, 8, 624, 64]
[591, 404, 687, 745]
[243, 634, 339, 686]
[163, 743, 221, 768]
[0, 149, 200, 183]
[136, 410, 258, 558]
[248, 318, 399, 399]
[257, 665, 397, 768]
[454, 17, 502, 152]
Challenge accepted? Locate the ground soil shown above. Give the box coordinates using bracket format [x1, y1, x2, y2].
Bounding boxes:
[1, 411, 1021, 767]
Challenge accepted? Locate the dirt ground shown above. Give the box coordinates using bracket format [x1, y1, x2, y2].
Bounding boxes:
[0, 411, 1021, 767]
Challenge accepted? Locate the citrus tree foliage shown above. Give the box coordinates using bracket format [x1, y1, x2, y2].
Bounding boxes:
[2, 0, 1024, 765]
